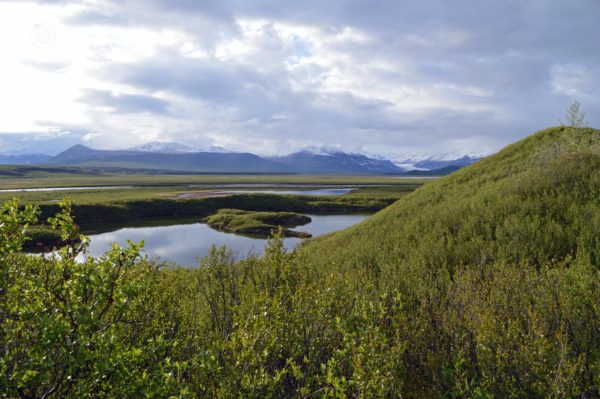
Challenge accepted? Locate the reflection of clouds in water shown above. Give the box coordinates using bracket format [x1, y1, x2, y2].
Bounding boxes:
[221, 188, 355, 196]
[304, 214, 367, 236]
[86, 215, 368, 267]
[87, 223, 267, 265]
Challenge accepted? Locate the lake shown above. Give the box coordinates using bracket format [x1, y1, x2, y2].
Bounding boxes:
[0, 185, 134, 193]
[2, 184, 356, 197]
[176, 187, 355, 198]
[83, 214, 368, 266]
[219, 188, 355, 195]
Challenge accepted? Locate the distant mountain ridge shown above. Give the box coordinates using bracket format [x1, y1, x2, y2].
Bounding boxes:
[0, 142, 482, 175]
[394, 155, 481, 170]
[0, 152, 52, 165]
[129, 141, 230, 153]
[45, 145, 291, 174]
[44, 145, 406, 174]
[413, 155, 481, 170]
[269, 150, 404, 174]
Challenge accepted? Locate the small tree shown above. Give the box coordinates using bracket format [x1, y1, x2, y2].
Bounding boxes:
[563, 100, 587, 128]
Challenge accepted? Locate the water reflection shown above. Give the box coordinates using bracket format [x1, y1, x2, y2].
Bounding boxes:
[85, 214, 368, 266]
[0, 185, 133, 193]
[220, 188, 355, 196]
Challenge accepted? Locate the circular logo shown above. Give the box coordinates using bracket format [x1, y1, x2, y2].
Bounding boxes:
[30, 24, 56, 49]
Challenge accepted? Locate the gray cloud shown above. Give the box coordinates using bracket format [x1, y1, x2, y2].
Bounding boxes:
[102, 52, 409, 146]
[5, 0, 600, 158]
[65, 0, 240, 50]
[79, 89, 171, 115]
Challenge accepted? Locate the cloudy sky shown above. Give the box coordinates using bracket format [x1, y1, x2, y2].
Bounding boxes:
[0, 0, 598, 159]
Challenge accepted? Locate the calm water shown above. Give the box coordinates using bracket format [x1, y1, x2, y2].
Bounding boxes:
[177, 187, 355, 198]
[0, 185, 133, 193]
[219, 188, 355, 195]
[1, 183, 358, 195]
[83, 214, 368, 266]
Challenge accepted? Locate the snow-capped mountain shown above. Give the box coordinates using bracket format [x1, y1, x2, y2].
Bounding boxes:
[129, 141, 196, 153]
[394, 153, 485, 170]
[295, 146, 338, 156]
[270, 149, 405, 174]
[32, 142, 481, 176]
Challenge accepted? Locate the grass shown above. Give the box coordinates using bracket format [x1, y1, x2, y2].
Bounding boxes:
[0, 173, 423, 231]
[27, 193, 400, 231]
[8, 173, 418, 254]
[297, 126, 600, 395]
[204, 209, 312, 238]
[0, 173, 424, 205]
[0, 168, 428, 189]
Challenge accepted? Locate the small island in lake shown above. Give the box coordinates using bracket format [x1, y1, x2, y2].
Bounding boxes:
[204, 209, 312, 238]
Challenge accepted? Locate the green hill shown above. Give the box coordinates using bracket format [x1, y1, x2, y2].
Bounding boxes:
[299, 126, 600, 396]
[305, 125, 600, 268]
[3, 126, 600, 398]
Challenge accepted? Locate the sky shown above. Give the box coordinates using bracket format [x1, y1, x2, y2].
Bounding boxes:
[0, 0, 598, 160]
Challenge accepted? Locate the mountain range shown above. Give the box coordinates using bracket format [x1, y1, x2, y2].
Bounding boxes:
[393, 154, 481, 171]
[0, 153, 52, 165]
[268, 150, 403, 174]
[45, 144, 291, 174]
[1, 142, 482, 175]
[128, 141, 230, 153]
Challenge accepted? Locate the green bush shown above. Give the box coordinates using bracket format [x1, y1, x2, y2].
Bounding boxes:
[1, 199, 187, 398]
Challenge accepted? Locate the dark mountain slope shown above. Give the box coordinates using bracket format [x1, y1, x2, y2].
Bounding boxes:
[300, 126, 600, 396]
[0, 153, 51, 165]
[46, 145, 292, 173]
[47, 145, 408, 174]
[47, 144, 100, 163]
[44, 144, 473, 175]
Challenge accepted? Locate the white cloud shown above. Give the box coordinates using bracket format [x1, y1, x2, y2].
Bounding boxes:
[82, 132, 99, 141]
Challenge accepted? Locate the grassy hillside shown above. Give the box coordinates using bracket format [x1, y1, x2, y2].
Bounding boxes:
[0, 172, 422, 204]
[3, 126, 600, 398]
[305, 126, 600, 267]
[299, 126, 600, 395]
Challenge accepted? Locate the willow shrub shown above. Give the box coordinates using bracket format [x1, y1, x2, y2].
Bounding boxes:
[1, 201, 406, 398]
[0, 199, 188, 398]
